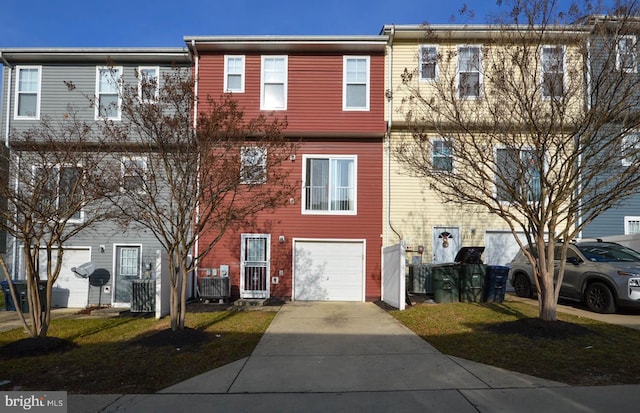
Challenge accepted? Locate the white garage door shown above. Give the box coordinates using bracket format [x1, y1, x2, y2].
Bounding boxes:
[484, 231, 527, 266]
[39, 247, 91, 308]
[293, 240, 364, 301]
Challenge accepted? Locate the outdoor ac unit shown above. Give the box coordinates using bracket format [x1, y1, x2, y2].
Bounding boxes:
[199, 277, 230, 299]
[131, 280, 156, 312]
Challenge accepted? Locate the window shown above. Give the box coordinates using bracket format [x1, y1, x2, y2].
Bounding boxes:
[541, 46, 564, 98]
[138, 66, 159, 102]
[419, 45, 438, 81]
[625, 217, 640, 234]
[225, 55, 245, 93]
[117, 246, 140, 277]
[121, 156, 147, 192]
[261, 56, 287, 110]
[96, 66, 122, 120]
[303, 155, 356, 214]
[14, 66, 41, 119]
[495, 148, 541, 203]
[457, 46, 482, 98]
[343, 56, 370, 110]
[617, 36, 637, 73]
[35, 165, 83, 221]
[432, 139, 453, 172]
[622, 132, 640, 166]
[240, 147, 267, 184]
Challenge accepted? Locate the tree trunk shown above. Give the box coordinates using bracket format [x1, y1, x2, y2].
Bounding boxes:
[538, 272, 558, 321]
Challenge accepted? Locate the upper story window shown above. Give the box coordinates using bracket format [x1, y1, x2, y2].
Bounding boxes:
[138, 66, 159, 102]
[96, 66, 122, 120]
[121, 156, 147, 192]
[225, 55, 245, 93]
[625, 216, 640, 234]
[240, 146, 267, 184]
[343, 56, 370, 110]
[432, 139, 453, 172]
[541, 45, 565, 98]
[419, 45, 438, 81]
[303, 155, 356, 214]
[457, 46, 482, 98]
[14, 66, 41, 119]
[261, 56, 287, 110]
[35, 164, 84, 222]
[617, 35, 637, 73]
[622, 132, 640, 166]
[495, 147, 541, 203]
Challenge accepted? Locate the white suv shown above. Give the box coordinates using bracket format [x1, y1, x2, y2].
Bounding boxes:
[509, 240, 640, 313]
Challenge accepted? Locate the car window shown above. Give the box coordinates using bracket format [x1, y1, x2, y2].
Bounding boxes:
[577, 244, 640, 262]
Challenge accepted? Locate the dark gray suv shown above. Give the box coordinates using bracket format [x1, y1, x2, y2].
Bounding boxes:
[509, 240, 640, 313]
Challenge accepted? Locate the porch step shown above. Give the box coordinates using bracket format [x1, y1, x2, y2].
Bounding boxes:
[234, 298, 268, 307]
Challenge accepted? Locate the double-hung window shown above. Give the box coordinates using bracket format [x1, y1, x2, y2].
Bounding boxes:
[495, 148, 541, 203]
[225, 55, 245, 93]
[432, 139, 453, 172]
[541, 45, 565, 98]
[343, 56, 370, 110]
[261, 56, 287, 110]
[240, 147, 267, 184]
[121, 156, 147, 192]
[35, 164, 84, 221]
[617, 36, 637, 73]
[15, 66, 41, 119]
[303, 155, 356, 214]
[96, 66, 122, 120]
[625, 217, 640, 234]
[622, 132, 640, 166]
[419, 45, 438, 81]
[457, 46, 482, 98]
[138, 66, 159, 102]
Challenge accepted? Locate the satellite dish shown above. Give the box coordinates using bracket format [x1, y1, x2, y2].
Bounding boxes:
[71, 262, 95, 278]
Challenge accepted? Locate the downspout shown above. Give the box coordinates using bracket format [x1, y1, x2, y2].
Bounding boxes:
[191, 40, 201, 299]
[578, 38, 591, 240]
[386, 26, 402, 245]
[1, 52, 11, 147]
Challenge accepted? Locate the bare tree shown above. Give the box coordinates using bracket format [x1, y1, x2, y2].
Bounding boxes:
[393, 0, 640, 321]
[0, 112, 118, 337]
[98, 67, 297, 331]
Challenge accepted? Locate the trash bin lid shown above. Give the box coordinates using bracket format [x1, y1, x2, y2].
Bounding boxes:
[455, 247, 485, 264]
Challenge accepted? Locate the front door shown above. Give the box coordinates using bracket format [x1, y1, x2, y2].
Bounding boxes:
[433, 227, 460, 263]
[114, 245, 141, 305]
[240, 234, 270, 299]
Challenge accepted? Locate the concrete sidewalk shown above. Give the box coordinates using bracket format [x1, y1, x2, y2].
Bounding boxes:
[68, 302, 640, 413]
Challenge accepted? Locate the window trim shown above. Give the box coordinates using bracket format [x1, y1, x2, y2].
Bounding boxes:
[95, 66, 123, 120]
[301, 154, 358, 216]
[121, 156, 148, 193]
[260, 55, 288, 111]
[343, 56, 370, 111]
[617, 35, 637, 73]
[419, 45, 439, 82]
[456, 45, 482, 99]
[137, 66, 159, 103]
[240, 146, 267, 185]
[224, 55, 245, 93]
[33, 163, 84, 223]
[541, 45, 566, 99]
[14, 65, 42, 120]
[432, 138, 454, 172]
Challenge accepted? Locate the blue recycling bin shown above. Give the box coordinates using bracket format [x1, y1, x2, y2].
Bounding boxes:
[483, 266, 510, 302]
[1, 280, 16, 311]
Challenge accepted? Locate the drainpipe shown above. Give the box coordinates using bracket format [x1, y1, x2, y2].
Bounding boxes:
[386, 26, 402, 246]
[191, 40, 201, 299]
[1, 52, 11, 147]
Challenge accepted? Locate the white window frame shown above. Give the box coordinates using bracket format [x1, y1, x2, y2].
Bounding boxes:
[302, 154, 357, 215]
[456, 45, 482, 99]
[95, 66, 122, 120]
[138, 66, 159, 102]
[224, 55, 245, 93]
[625, 216, 640, 235]
[494, 146, 543, 204]
[260, 56, 288, 110]
[622, 132, 640, 166]
[343, 56, 370, 111]
[33, 163, 84, 223]
[419, 45, 438, 82]
[240, 146, 267, 184]
[617, 35, 637, 73]
[14, 65, 42, 120]
[432, 138, 454, 172]
[121, 156, 148, 192]
[541, 45, 565, 99]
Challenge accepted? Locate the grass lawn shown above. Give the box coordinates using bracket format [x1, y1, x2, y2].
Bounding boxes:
[390, 299, 640, 386]
[0, 308, 275, 393]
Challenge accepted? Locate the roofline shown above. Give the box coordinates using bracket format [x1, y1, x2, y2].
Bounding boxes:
[381, 24, 592, 41]
[0, 48, 192, 65]
[185, 35, 388, 53]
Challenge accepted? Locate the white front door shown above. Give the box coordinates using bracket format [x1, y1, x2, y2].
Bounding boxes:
[240, 234, 270, 299]
[432, 227, 460, 263]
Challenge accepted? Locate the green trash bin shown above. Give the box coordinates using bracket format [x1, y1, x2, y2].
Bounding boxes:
[459, 264, 486, 302]
[3, 280, 46, 313]
[432, 264, 459, 303]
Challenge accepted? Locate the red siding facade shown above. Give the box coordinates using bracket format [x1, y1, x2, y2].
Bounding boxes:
[191, 37, 386, 301]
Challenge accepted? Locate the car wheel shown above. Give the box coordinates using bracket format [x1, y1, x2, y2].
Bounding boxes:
[513, 273, 533, 298]
[585, 282, 616, 314]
